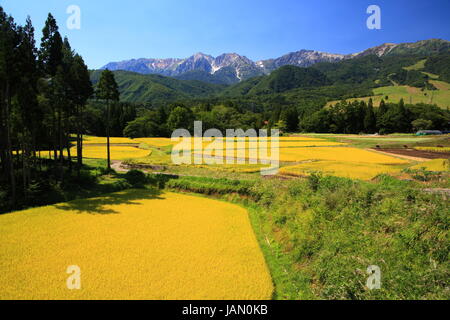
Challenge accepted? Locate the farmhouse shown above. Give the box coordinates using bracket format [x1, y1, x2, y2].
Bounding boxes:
[416, 130, 443, 136]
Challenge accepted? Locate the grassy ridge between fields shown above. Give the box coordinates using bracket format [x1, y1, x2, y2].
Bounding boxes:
[164, 174, 449, 300]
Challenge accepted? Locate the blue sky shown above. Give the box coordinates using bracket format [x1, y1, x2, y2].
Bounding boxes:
[1, 0, 449, 69]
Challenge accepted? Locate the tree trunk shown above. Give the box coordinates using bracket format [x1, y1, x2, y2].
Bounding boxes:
[52, 105, 57, 161]
[67, 134, 72, 173]
[76, 104, 83, 174]
[0, 104, 4, 180]
[106, 100, 111, 170]
[22, 142, 27, 199]
[5, 81, 16, 207]
[58, 106, 64, 182]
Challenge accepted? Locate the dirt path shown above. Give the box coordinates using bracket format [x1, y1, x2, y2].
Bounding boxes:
[111, 160, 191, 177]
[368, 148, 449, 162]
[111, 161, 166, 173]
[369, 149, 428, 162]
[423, 188, 450, 197]
[111, 160, 129, 172]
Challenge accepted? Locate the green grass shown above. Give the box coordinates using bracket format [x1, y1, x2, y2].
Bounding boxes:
[404, 59, 426, 71]
[327, 82, 450, 109]
[125, 145, 173, 165]
[164, 174, 450, 300]
[166, 176, 254, 196]
[423, 72, 440, 80]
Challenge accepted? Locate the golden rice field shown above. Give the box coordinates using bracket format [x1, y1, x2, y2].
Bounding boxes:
[279, 161, 404, 180]
[276, 147, 409, 179]
[184, 145, 409, 179]
[69, 145, 151, 160]
[409, 159, 449, 172]
[72, 135, 415, 179]
[202, 136, 327, 142]
[123, 136, 411, 179]
[199, 146, 408, 164]
[83, 136, 137, 144]
[0, 190, 273, 300]
[134, 137, 175, 147]
[137, 136, 345, 149]
[197, 141, 347, 150]
[275, 147, 409, 164]
[414, 147, 450, 153]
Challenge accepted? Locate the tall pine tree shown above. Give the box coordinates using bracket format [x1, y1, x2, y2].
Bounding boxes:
[96, 69, 119, 170]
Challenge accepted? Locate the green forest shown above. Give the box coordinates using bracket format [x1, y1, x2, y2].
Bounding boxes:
[86, 51, 450, 138]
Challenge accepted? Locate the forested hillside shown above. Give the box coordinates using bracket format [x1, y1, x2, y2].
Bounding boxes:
[90, 70, 225, 103]
[424, 53, 450, 82]
[90, 48, 450, 138]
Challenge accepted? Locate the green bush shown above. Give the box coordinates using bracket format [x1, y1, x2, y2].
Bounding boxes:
[147, 173, 177, 189]
[166, 176, 253, 195]
[307, 171, 322, 191]
[124, 169, 148, 188]
[71, 169, 98, 186]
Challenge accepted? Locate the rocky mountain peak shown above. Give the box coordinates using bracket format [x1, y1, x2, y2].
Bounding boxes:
[101, 39, 450, 84]
[356, 43, 398, 57]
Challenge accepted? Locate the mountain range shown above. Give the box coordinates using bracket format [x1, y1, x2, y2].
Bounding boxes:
[101, 39, 450, 85]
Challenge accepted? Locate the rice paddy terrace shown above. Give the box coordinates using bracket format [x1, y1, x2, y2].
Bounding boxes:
[0, 190, 273, 299]
[76, 134, 449, 180]
[1, 133, 448, 299]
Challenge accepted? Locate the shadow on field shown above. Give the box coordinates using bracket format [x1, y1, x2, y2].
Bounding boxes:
[54, 188, 165, 215]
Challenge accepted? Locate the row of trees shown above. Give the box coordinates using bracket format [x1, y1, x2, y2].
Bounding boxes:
[123, 103, 265, 138]
[120, 97, 449, 138]
[301, 99, 450, 134]
[0, 7, 120, 209]
[83, 101, 137, 137]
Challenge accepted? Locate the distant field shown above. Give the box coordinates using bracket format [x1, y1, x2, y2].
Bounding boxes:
[64, 134, 450, 179]
[0, 190, 273, 299]
[326, 81, 450, 109]
[303, 133, 450, 149]
[134, 137, 174, 147]
[409, 158, 449, 171]
[403, 59, 426, 71]
[69, 145, 151, 160]
[275, 147, 409, 164]
[415, 146, 450, 153]
[279, 160, 404, 180]
[83, 136, 137, 145]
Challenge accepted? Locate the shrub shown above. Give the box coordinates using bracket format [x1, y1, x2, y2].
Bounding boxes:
[167, 176, 253, 196]
[100, 167, 116, 175]
[147, 173, 177, 189]
[72, 169, 98, 186]
[124, 169, 148, 188]
[307, 171, 323, 191]
[0, 188, 9, 213]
